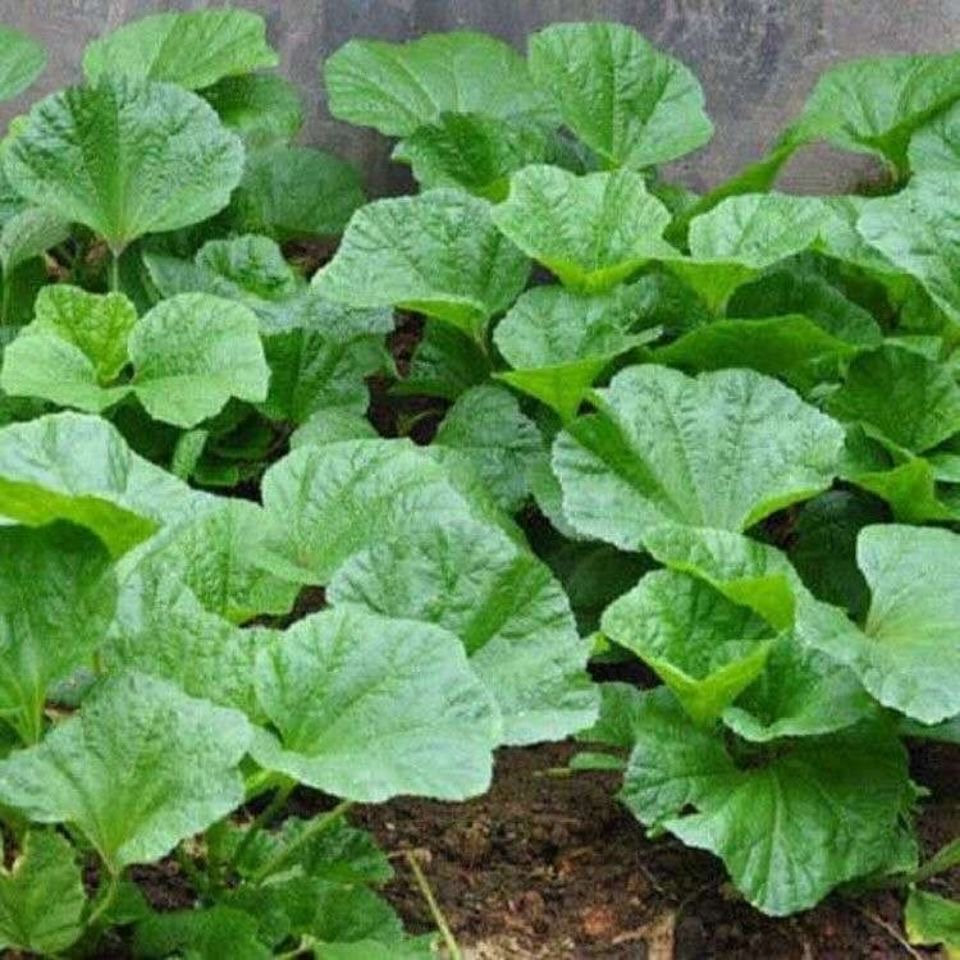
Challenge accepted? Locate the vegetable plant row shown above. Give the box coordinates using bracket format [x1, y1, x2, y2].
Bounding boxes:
[0, 8, 956, 957]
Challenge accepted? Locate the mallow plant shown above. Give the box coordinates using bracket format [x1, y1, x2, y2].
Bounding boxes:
[0, 9, 957, 960]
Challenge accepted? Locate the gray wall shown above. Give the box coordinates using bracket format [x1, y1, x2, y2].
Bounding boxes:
[2, 0, 960, 196]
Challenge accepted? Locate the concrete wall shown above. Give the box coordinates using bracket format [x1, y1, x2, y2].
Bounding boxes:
[2, 0, 960, 196]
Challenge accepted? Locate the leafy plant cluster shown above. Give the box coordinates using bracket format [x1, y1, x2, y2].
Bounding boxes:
[0, 8, 956, 958]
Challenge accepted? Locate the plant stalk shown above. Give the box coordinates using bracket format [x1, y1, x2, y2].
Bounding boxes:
[225, 778, 296, 878]
[404, 849, 462, 960]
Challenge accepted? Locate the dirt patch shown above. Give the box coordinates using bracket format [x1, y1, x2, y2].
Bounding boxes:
[354, 741, 958, 959]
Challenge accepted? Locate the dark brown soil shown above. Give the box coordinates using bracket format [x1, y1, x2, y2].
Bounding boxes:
[352, 741, 958, 960]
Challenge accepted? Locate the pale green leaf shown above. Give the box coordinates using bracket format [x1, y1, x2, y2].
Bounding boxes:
[313, 189, 529, 340]
[290, 409, 377, 449]
[83, 9, 277, 90]
[251, 606, 498, 801]
[492, 166, 674, 291]
[0, 671, 251, 871]
[0, 831, 85, 955]
[4, 76, 244, 251]
[130, 293, 269, 428]
[0, 26, 45, 101]
[0, 207, 69, 277]
[329, 516, 597, 745]
[905, 889, 960, 957]
[324, 31, 552, 137]
[0, 522, 115, 744]
[553, 365, 843, 551]
[602, 570, 774, 725]
[528, 22, 713, 168]
[910, 99, 960, 173]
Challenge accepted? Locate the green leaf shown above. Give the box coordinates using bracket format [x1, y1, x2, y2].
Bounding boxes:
[788, 490, 887, 618]
[0, 207, 70, 278]
[0, 26, 45, 101]
[910, 98, 960, 173]
[621, 689, 912, 915]
[135, 906, 270, 960]
[395, 112, 550, 200]
[203, 73, 303, 148]
[228, 146, 365, 241]
[0, 671, 251, 871]
[0, 412, 212, 555]
[905, 890, 960, 957]
[291, 410, 377, 449]
[393, 319, 490, 401]
[553, 365, 843, 551]
[130, 293, 269, 428]
[0, 522, 115, 743]
[722, 636, 875, 742]
[83, 9, 277, 90]
[492, 166, 674, 291]
[313, 189, 529, 340]
[797, 524, 960, 724]
[329, 516, 597, 745]
[788, 51, 960, 173]
[259, 438, 517, 584]
[4, 76, 244, 251]
[434, 385, 543, 512]
[0, 831, 85, 955]
[324, 31, 552, 137]
[655, 314, 855, 392]
[494, 282, 661, 421]
[828, 344, 960, 453]
[251, 606, 498, 801]
[857, 173, 960, 323]
[528, 22, 713, 168]
[602, 570, 774, 725]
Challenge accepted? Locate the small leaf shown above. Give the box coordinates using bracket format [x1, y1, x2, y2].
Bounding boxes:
[910, 99, 960, 173]
[0, 831, 85, 955]
[528, 22, 712, 168]
[329, 516, 597, 745]
[251, 606, 498, 801]
[228, 146, 365, 240]
[324, 31, 552, 137]
[602, 570, 774, 725]
[553, 365, 843, 551]
[5, 76, 244, 251]
[492, 166, 674, 291]
[291, 410, 377, 449]
[0, 207, 70, 277]
[130, 293, 269, 428]
[0, 672, 251, 871]
[905, 890, 960, 958]
[0, 522, 116, 743]
[203, 73, 303, 148]
[83, 9, 277, 90]
[0, 26, 46, 101]
[313, 189, 529, 340]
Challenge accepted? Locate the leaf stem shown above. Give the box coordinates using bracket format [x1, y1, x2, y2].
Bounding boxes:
[108, 250, 120, 293]
[85, 870, 120, 931]
[251, 799, 353, 884]
[225, 778, 295, 879]
[403, 849, 462, 960]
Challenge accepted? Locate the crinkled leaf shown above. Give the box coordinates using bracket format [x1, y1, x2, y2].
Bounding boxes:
[0, 26, 45, 101]
[130, 293, 269, 428]
[655, 314, 855, 392]
[291, 409, 377, 449]
[324, 31, 552, 136]
[602, 570, 774, 725]
[251, 606, 498, 802]
[203, 73, 303, 148]
[134, 906, 270, 960]
[228, 146, 364, 240]
[260, 438, 517, 585]
[434, 385, 543, 512]
[0, 831, 85, 955]
[494, 282, 660, 420]
[0, 207, 69, 277]
[329, 516, 597, 745]
[829, 344, 960, 454]
[553, 365, 843, 551]
[905, 889, 960, 957]
[4, 76, 244, 251]
[83, 9, 277, 90]
[528, 21, 712, 168]
[312, 189, 529, 340]
[492, 166, 674, 291]
[910, 97, 960, 173]
[621, 689, 912, 915]
[395, 112, 551, 200]
[0, 412, 212, 555]
[797, 524, 960, 724]
[857, 173, 960, 323]
[0, 672, 251, 871]
[0, 522, 115, 743]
